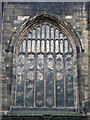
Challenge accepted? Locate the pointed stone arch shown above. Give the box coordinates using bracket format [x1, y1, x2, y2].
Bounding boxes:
[6, 13, 83, 112]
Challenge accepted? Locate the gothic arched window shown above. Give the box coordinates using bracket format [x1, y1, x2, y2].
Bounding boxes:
[16, 22, 74, 109]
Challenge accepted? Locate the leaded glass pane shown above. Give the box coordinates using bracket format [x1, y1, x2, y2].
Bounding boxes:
[41, 25, 45, 39]
[51, 40, 54, 52]
[41, 40, 45, 52]
[37, 27, 40, 39]
[65, 39, 68, 53]
[16, 54, 25, 106]
[65, 54, 74, 107]
[32, 29, 36, 39]
[60, 40, 63, 53]
[69, 44, 72, 53]
[55, 40, 59, 53]
[28, 40, 31, 52]
[37, 40, 40, 52]
[26, 54, 35, 107]
[32, 40, 35, 52]
[28, 32, 31, 39]
[56, 54, 64, 107]
[46, 40, 49, 52]
[55, 29, 59, 39]
[60, 33, 64, 39]
[23, 40, 26, 52]
[51, 27, 54, 39]
[36, 54, 44, 107]
[46, 25, 50, 39]
[46, 54, 54, 107]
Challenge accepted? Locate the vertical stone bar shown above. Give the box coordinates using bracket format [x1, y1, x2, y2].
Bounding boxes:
[34, 51, 36, 108]
[54, 28, 56, 108]
[49, 26, 51, 52]
[54, 55, 56, 108]
[63, 36, 66, 108]
[34, 29, 37, 108]
[0, 1, 2, 119]
[59, 40, 60, 52]
[44, 24, 46, 108]
[21, 41, 23, 53]
[40, 26, 42, 52]
[24, 37, 28, 107]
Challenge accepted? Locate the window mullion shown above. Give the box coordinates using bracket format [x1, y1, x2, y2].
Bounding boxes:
[63, 36, 67, 108]
[24, 37, 28, 107]
[34, 30, 37, 108]
[68, 40, 70, 52]
[40, 25, 42, 52]
[21, 40, 23, 53]
[54, 28, 56, 108]
[59, 36, 60, 52]
[34, 54, 37, 108]
[44, 24, 46, 108]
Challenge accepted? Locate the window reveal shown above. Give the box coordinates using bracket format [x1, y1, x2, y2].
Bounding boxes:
[16, 22, 74, 108]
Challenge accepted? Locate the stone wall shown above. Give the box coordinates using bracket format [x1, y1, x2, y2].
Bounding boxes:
[1, 2, 90, 116]
[88, 1, 90, 103]
[0, 2, 2, 120]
